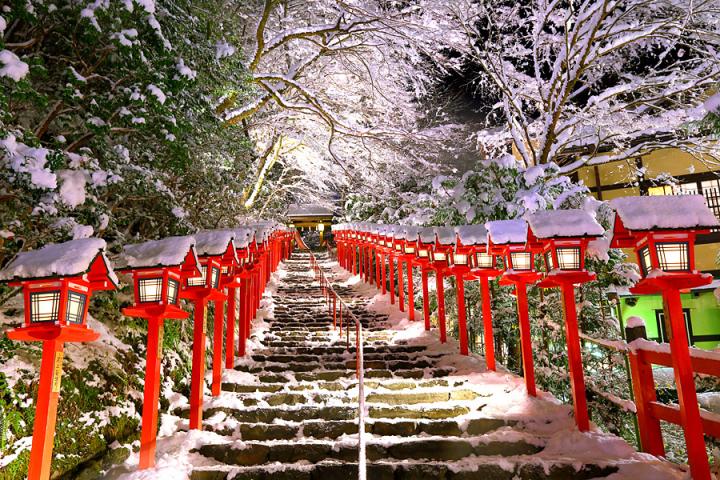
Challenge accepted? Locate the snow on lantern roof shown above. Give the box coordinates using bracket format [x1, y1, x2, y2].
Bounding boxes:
[609, 195, 719, 231]
[455, 224, 488, 246]
[0, 238, 118, 285]
[286, 204, 335, 218]
[434, 227, 456, 245]
[391, 225, 406, 239]
[419, 227, 436, 243]
[526, 210, 604, 239]
[119, 235, 198, 270]
[194, 230, 236, 258]
[403, 226, 420, 242]
[485, 219, 528, 245]
[231, 228, 253, 249]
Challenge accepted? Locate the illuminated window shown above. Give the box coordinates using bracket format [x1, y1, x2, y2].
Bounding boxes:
[656, 242, 689, 271]
[211, 266, 220, 289]
[647, 185, 673, 196]
[453, 253, 468, 265]
[638, 246, 652, 276]
[139, 278, 163, 303]
[167, 279, 179, 304]
[30, 291, 60, 323]
[475, 252, 494, 269]
[65, 291, 87, 324]
[556, 247, 581, 270]
[418, 248, 429, 258]
[187, 265, 207, 287]
[510, 252, 532, 271]
[432, 251, 446, 262]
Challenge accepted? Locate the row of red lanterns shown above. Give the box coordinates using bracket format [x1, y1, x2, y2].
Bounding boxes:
[0, 224, 295, 479]
[332, 194, 718, 479]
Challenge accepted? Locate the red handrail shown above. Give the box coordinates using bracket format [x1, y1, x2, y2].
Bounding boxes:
[305, 248, 366, 480]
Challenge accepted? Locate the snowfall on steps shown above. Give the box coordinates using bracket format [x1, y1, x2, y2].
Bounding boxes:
[96, 252, 686, 480]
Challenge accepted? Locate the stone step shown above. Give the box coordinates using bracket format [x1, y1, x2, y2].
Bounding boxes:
[205, 417, 515, 440]
[234, 359, 441, 374]
[221, 378, 463, 393]
[190, 461, 618, 480]
[195, 438, 543, 467]
[249, 352, 443, 363]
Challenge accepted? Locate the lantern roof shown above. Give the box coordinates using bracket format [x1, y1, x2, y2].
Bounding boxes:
[0, 238, 118, 286]
[286, 203, 335, 218]
[194, 230, 238, 262]
[390, 225, 406, 239]
[418, 227, 436, 243]
[526, 210, 604, 239]
[609, 195, 719, 232]
[403, 226, 420, 242]
[485, 219, 528, 245]
[455, 224, 488, 246]
[231, 228, 253, 249]
[119, 235, 200, 272]
[434, 227, 455, 246]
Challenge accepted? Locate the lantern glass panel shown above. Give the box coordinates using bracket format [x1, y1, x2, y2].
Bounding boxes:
[544, 252, 555, 271]
[187, 265, 207, 287]
[404, 245, 415, 254]
[656, 242, 689, 271]
[65, 291, 87, 324]
[418, 248, 429, 258]
[30, 291, 60, 323]
[510, 252, 532, 271]
[556, 247, 581, 270]
[453, 253, 468, 265]
[395, 244, 402, 251]
[475, 252, 494, 269]
[211, 266, 220, 289]
[638, 246, 652, 276]
[139, 277, 163, 303]
[167, 279, 179, 304]
[433, 251, 446, 262]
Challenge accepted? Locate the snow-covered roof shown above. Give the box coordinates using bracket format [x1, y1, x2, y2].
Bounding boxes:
[286, 204, 335, 218]
[194, 230, 236, 257]
[526, 210, 604, 239]
[434, 227, 455, 245]
[391, 225, 406, 239]
[455, 224, 488, 246]
[0, 238, 116, 283]
[119, 236, 198, 269]
[419, 227, 435, 243]
[231, 228, 253, 249]
[610, 195, 719, 231]
[403, 226, 420, 242]
[485, 219, 528, 245]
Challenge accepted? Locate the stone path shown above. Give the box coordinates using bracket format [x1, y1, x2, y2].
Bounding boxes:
[174, 251, 683, 480]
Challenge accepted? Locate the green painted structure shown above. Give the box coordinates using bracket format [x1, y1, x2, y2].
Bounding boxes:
[616, 284, 720, 350]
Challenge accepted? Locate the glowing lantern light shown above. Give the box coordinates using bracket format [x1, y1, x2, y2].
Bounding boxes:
[527, 209, 604, 432]
[431, 227, 455, 343]
[0, 239, 118, 480]
[119, 236, 200, 469]
[416, 227, 436, 331]
[486, 219, 540, 397]
[610, 195, 719, 479]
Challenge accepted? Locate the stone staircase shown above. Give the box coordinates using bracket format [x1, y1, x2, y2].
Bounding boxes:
[185, 251, 644, 480]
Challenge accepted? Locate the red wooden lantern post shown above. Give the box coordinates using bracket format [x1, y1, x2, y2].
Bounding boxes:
[119, 236, 201, 469]
[0, 239, 117, 480]
[350, 227, 359, 275]
[180, 232, 234, 430]
[416, 228, 436, 331]
[465, 228, 502, 371]
[371, 225, 382, 289]
[386, 226, 397, 305]
[528, 210, 604, 432]
[224, 228, 252, 368]
[400, 226, 419, 321]
[431, 227, 455, 343]
[377, 226, 390, 296]
[392, 228, 407, 312]
[449, 225, 489, 356]
[237, 238, 255, 358]
[486, 219, 541, 397]
[609, 195, 719, 479]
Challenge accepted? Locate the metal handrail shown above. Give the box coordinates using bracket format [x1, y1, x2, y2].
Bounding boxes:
[304, 248, 367, 480]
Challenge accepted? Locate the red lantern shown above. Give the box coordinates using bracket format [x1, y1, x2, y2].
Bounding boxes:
[431, 227, 455, 343]
[416, 228, 435, 331]
[527, 209, 604, 432]
[119, 236, 200, 469]
[486, 219, 540, 396]
[180, 230, 236, 431]
[0, 238, 117, 480]
[610, 195, 718, 479]
[400, 226, 419, 321]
